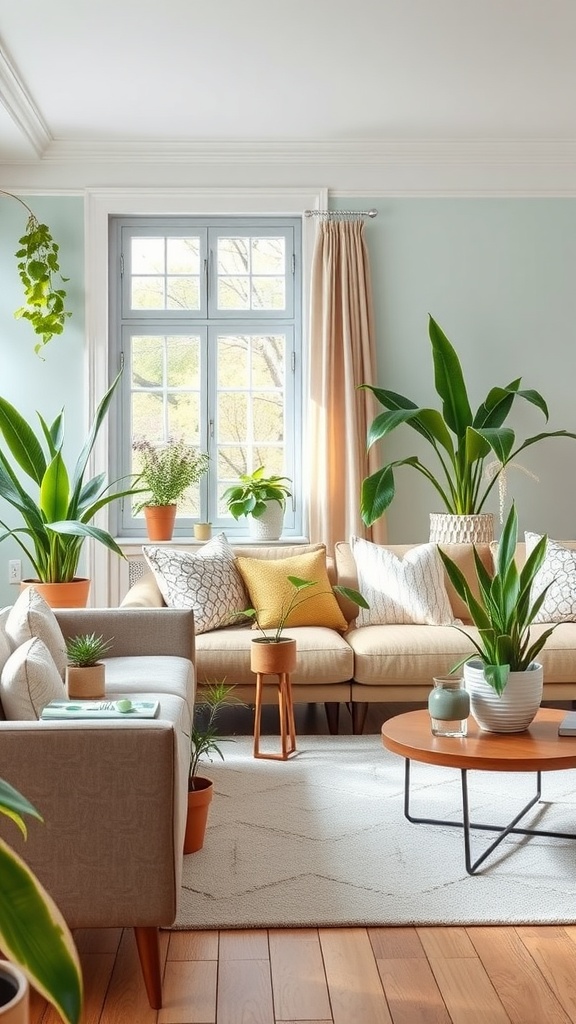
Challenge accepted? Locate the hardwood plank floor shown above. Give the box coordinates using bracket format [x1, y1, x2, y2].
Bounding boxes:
[33, 701, 576, 1023]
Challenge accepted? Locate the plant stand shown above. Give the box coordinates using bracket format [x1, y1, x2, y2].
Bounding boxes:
[253, 668, 297, 761]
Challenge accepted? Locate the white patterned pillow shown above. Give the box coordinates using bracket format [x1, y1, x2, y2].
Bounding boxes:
[350, 538, 454, 626]
[525, 532, 576, 623]
[0, 637, 66, 720]
[5, 587, 67, 679]
[143, 533, 249, 634]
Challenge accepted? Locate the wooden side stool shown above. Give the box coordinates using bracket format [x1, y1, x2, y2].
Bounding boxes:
[250, 637, 297, 761]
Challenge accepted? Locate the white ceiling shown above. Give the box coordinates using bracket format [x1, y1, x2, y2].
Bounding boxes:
[0, 0, 575, 164]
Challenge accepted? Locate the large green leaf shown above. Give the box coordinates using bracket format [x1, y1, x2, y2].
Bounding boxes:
[428, 316, 473, 436]
[0, 396, 47, 485]
[39, 452, 70, 523]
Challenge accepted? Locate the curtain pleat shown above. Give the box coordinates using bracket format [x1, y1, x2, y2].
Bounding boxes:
[308, 219, 386, 553]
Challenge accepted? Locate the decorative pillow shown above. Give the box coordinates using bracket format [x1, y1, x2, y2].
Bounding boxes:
[143, 533, 249, 634]
[5, 587, 67, 679]
[525, 532, 576, 623]
[0, 637, 66, 720]
[235, 548, 348, 631]
[350, 538, 454, 626]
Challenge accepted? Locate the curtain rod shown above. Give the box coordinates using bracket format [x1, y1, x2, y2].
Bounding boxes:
[303, 208, 378, 219]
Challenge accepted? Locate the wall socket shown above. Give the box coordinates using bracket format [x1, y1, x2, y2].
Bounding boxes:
[8, 559, 21, 584]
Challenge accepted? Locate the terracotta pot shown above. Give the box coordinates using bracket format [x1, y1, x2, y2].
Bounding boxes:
[193, 523, 212, 541]
[250, 637, 297, 675]
[20, 578, 90, 608]
[0, 963, 29, 1023]
[464, 659, 544, 733]
[429, 512, 494, 545]
[184, 777, 214, 853]
[144, 505, 177, 541]
[66, 663, 106, 699]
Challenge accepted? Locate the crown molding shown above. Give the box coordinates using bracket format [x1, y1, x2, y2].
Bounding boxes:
[38, 137, 576, 166]
[0, 43, 51, 157]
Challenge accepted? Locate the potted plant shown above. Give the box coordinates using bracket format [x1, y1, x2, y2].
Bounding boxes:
[0, 371, 142, 607]
[65, 632, 113, 699]
[223, 466, 292, 541]
[133, 438, 210, 541]
[360, 315, 576, 543]
[0, 777, 82, 1023]
[437, 502, 557, 732]
[184, 681, 242, 853]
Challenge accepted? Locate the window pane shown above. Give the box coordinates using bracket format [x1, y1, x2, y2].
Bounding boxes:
[218, 276, 250, 310]
[252, 276, 285, 310]
[168, 393, 200, 443]
[167, 277, 200, 310]
[218, 392, 247, 443]
[252, 335, 285, 387]
[217, 237, 249, 274]
[166, 237, 200, 274]
[131, 277, 165, 309]
[132, 335, 163, 387]
[132, 238, 165, 274]
[132, 392, 164, 445]
[253, 393, 283, 442]
[217, 336, 248, 387]
[166, 336, 200, 388]
[252, 237, 285, 274]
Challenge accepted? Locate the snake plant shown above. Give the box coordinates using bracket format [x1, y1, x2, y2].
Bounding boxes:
[0, 371, 142, 582]
[0, 778, 82, 1022]
[361, 315, 576, 525]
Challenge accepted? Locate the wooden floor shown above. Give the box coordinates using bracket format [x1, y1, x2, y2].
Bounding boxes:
[30, 701, 576, 1024]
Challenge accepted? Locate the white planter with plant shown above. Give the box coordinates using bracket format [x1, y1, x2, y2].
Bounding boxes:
[133, 438, 210, 541]
[65, 632, 113, 699]
[223, 466, 292, 541]
[437, 502, 557, 732]
[361, 315, 576, 543]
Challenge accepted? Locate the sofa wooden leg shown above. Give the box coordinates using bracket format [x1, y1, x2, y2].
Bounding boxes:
[134, 926, 162, 1009]
[324, 701, 340, 734]
[351, 702, 369, 735]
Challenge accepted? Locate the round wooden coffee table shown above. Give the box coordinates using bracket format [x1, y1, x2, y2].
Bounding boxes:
[381, 708, 576, 874]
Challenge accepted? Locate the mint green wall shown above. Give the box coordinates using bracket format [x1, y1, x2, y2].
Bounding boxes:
[0, 196, 85, 605]
[333, 198, 576, 542]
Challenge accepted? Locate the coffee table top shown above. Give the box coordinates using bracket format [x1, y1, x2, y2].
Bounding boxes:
[381, 708, 576, 772]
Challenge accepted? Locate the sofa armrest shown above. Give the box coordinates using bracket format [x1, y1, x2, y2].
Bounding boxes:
[55, 607, 195, 662]
[0, 717, 187, 928]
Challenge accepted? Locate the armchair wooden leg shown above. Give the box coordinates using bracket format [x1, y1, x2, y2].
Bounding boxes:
[134, 926, 162, 1009]
[351, 702, 369, 735]
[324, 701, 340, 734]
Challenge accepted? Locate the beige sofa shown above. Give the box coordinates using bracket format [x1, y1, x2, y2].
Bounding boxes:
[121, 540, 576, 735]
[0, 605, 195, 1009]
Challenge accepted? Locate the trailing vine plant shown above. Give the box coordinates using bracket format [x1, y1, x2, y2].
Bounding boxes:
[1, 189, 71, 356]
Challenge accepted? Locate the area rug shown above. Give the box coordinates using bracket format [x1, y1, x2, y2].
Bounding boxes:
[173, 734, 576, 930]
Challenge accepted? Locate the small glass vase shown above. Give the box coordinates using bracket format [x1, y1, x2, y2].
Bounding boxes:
[428, 676, 470, 737]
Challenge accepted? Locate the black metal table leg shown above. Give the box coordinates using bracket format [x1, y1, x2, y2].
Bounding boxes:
[403, 758, 576, 875]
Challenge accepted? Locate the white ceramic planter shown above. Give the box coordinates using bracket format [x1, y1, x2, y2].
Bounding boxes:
[0, 963, 29, 1023]
[464, 659, 543, 733]
[248, 501, 285, 541]
[429, 512, 494, 545]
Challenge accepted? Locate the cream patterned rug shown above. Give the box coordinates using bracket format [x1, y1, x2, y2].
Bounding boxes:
[174, 734, 576, 929]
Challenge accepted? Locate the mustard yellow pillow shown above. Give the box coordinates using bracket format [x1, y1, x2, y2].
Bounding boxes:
[236, 549, 348, 631]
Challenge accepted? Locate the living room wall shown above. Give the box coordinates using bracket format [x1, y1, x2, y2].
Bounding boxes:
[0, 191, 575, 605]
[332, 196, 576, 544]
[0, 195, 85, 605]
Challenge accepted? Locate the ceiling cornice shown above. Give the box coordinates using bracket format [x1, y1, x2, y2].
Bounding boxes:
[0, 43, 51, 157]
[38, 138, 576, 166]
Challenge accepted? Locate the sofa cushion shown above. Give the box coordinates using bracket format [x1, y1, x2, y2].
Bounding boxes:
[236, 547, 348, 632]
[104, 654, 195, 726]
[350, 538, 454, 626]
[525, 534, 576, 623]
[195, 624, 354, 686]
[345, 623, 479, 686]
[143, 533, 249, 634]
[5, 587, 68, 679]
[0, 637, 66, 720]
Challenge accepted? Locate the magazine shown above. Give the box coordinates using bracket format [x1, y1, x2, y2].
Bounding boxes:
[41, 699, 160, 720]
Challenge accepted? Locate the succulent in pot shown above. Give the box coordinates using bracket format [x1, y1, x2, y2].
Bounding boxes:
[360, 315, 576, 528]
[65, 632, 113, 699]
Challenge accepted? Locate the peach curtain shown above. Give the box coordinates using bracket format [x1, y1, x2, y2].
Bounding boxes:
[308, 218, 386, 553]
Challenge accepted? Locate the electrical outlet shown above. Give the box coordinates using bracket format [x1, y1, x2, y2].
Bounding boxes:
[8, 559, 21, 584]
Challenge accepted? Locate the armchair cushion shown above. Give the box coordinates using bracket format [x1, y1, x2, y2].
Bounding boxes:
[5, 587, 67, 678]
[0, 636, 66, 720]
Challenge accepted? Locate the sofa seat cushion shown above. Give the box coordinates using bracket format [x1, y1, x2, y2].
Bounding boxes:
[103, 655, 195, 716]
[195, 625, 354, 686]
[346, 624, 480, 686]
[528, 624, 576, 682]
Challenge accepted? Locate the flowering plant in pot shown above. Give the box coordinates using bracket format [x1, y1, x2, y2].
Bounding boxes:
[184, 681, 243, 853]
[0, 777, 82, 1022]
[133, 438, 210, 541]
[0, 370, 142, 605]
[360, 315, 576, 543]
[437, 502, 557, 731]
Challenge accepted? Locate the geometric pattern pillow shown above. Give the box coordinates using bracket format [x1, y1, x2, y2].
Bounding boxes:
[350, 537, 454, 626]
[5, 586, 68, 679]
[525, 532, 576, 623]
[143, 532, 249, 635]
[235, 547, 348, 631]
[0, 637, 66, 720]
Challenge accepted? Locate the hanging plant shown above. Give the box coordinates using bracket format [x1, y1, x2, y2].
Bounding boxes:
[1, 190, 71, 356]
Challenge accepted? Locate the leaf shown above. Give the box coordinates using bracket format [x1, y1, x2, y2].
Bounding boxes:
[428, 315, 473, 436]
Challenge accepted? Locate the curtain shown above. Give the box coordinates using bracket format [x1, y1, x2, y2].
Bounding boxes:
[308, 218, 386, 553]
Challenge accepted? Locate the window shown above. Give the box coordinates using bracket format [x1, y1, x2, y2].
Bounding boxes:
[109, 216, 302, 537]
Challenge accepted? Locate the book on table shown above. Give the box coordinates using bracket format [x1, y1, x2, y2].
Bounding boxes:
[558, 712, 576, 736]
[41, 699, 160, 720]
